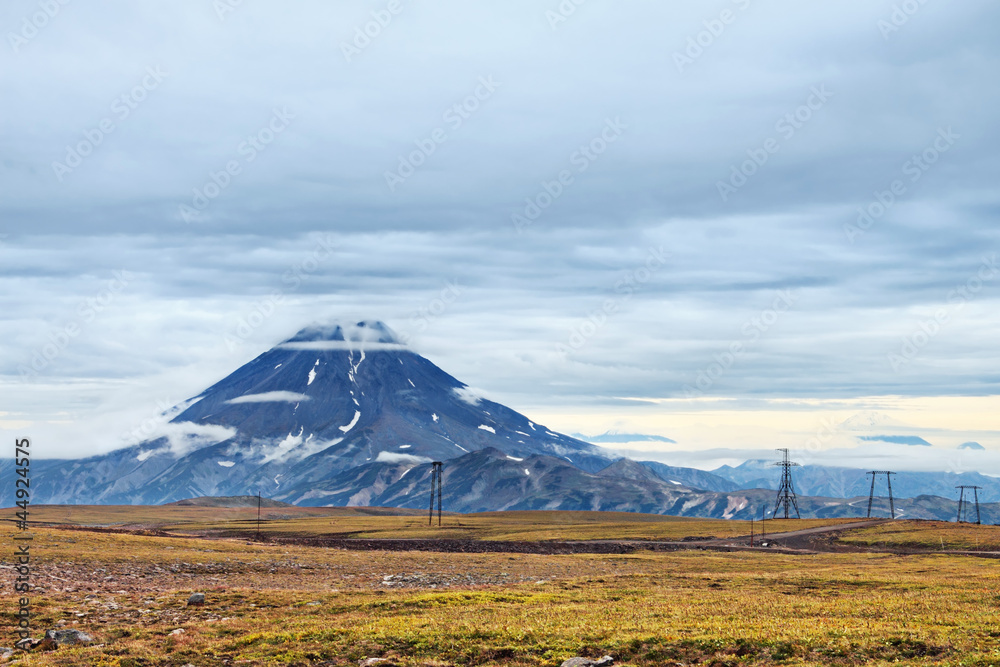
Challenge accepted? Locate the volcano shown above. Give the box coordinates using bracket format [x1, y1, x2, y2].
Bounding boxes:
[19, 320, 612, 504]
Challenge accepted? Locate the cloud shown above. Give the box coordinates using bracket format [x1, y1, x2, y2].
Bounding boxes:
[144, 421, 237, 458]
[278, 342, 408, 352]
[0, 0, 998, 461]
[225, 391, 311, 404]
[453, 386, 483, 406]
[376, 452, 432, 464]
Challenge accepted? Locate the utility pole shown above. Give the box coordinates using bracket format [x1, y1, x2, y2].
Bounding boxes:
[773, 449, 801, 519]
[429, 462, 443, 526]
[437, 462, 443, 527]
[865, 471, 896, 519]
[956, 486, 982, 525]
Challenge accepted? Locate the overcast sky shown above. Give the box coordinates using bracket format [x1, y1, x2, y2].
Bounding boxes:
[2, 1, 998, 469]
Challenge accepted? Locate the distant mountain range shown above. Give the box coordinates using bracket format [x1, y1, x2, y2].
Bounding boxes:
[274, 447, 998, 523]
[858, 435, 933, 446]
[2, 320, 994, 521]
[959, 441, 986, 450]
[710, 459, 1000, 504]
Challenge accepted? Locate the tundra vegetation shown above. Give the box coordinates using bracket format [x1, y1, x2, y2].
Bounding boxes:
[2, 506, 999, 666]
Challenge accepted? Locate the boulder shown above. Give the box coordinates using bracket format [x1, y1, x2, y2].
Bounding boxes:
[187, 593, 206, 606]
[44, 629, 93, 646]
[560, 657, 614, 667]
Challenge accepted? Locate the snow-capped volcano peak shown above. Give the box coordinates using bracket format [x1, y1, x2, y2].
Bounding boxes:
[281, 320, 404, 348]
[38, 319, 611, 504]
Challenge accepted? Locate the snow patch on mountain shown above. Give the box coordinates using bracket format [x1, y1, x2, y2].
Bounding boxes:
[259, 428, 306, 463]
[226, 391, 311, 404]
[218, 460, 235, 468]
[722, 496, 747, 519]
[478, 425, 496, 434]
[339, 411, 361, 433]
[235, 433, 344, 465]
[349, 349, 366, 378]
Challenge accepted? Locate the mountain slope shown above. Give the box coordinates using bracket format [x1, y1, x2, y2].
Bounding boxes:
[279, 448, 710, 514]
[274, 448, 1000, 522]
[7, 321, 611, 505]
[638, 460, 738, 492]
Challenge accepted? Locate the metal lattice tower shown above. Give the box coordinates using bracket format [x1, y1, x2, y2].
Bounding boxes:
[865, 471, 896, 519]
[428, 461, 443, 526]
[956, 485, 982, 525]
[772, 448, 801, 519]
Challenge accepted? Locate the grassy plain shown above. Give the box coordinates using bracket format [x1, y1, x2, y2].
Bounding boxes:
[839, 519, 1000, 552]
[3, 510, 999, 666]
[18, 505, 858, 542]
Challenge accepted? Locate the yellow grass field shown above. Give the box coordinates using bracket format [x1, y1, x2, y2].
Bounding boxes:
[18, 505, 858, 542]
[840, 520, 1000, 552]
[3, 509, 1000, 666]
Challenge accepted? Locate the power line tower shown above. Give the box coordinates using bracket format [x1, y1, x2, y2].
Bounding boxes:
[956, 485, 982, 525]
[428, 461, 443, 526]
[865, 471, 896, 519]
[773, 448, 801, 519]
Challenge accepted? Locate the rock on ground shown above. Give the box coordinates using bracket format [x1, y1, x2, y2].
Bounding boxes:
[560, 657, 614, 667]
[44, 629, 93, 646]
